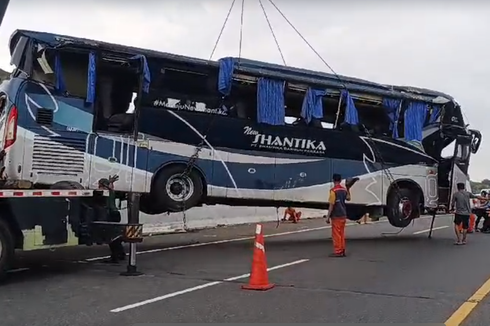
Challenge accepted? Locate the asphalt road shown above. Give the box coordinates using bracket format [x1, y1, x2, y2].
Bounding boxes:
[2, 215, 490, 326]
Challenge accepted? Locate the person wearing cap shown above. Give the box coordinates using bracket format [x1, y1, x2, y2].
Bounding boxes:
[99, 175, 126, 263]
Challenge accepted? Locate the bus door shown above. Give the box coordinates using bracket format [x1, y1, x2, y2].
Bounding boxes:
[448, 134, 472, 208]
[87, 53, 150, 193]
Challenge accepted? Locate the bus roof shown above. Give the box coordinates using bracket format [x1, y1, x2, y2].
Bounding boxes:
[10, 29, 455, 103]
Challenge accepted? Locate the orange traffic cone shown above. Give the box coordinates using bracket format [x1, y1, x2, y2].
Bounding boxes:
[242, 224, 275, 291]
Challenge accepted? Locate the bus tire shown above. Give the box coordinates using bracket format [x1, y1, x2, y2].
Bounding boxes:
[50, 181, 85, 190]
[0, 218, 15, 280]
[153, 165, 204, 213]
[139, 194, 161, 215]
[386, 187, 420, 228]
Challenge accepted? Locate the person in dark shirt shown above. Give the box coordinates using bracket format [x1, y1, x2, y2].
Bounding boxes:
[327, 173, 351, 257]
[99, 175, 126, 263]
[451, 182, 484, 245]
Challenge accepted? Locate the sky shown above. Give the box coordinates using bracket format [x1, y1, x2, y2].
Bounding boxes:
[0, 0, 489, 180]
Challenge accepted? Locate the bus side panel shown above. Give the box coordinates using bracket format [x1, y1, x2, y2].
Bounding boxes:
[223, 149, 276, 200]
[87, 133, 149, 192]
[273, 156, 330, 203]
[383, 164, 432, 207]
[209, 149, 230, 198]
[332, 159, 384, 206]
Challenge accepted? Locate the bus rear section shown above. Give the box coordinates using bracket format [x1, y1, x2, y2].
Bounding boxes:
[1, 32, 152, 194]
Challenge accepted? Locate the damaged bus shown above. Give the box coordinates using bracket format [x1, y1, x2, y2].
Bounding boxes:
[1, 29, 481, 228]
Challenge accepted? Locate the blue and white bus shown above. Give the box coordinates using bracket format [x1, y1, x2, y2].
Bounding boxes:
[0, 29, 481, 228]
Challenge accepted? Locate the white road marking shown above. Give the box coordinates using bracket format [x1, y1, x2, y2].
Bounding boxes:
[7, 267, 30, 273]
[86, 220, 388, 262]
[110, 258, 309, 313]
[8, 215, 445, 274]
[413, 225, 449, 234]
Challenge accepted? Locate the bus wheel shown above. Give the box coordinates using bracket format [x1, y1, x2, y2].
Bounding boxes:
[0, 219, 15, 280]
[139, 194, 164, 215]
[153, 165, 204, 213]
[387, 187, 420, 228]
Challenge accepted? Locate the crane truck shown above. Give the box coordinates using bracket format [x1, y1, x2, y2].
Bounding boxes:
[0, 1, 144, 280]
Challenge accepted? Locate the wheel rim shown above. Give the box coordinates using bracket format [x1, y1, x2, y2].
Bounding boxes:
[165, 174, 194, 202]
[398, 198, 412, 220]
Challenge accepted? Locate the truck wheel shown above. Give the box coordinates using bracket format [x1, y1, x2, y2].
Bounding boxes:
[153, 165, 204, 213]
[387, 187, 420, 228]
[0, 219, 15, 280]
[50, 181, 84, 190]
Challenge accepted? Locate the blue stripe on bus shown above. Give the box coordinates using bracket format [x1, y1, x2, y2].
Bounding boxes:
[21, 123, 386, 190]
[16, 89, 394, 191]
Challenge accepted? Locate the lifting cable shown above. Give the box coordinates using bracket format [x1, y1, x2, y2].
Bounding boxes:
[258, 0, 287, 66]
[209, 0, 237, 61]
[267, 0, 345, 88]
[266, 0, 411, 232]
[237, 0, 246, 64]
[186, 0, 412, 234]
[182, 0, 243, 231]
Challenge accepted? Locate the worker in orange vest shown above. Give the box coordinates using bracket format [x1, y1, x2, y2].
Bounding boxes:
[326, 173, 351, 257]
[283, 207, 301, 223]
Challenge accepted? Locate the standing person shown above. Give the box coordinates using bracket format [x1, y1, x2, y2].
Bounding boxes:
[475, 191, 489, 232]
[327, 173, 351, 257]
[99, 175, 126, 263]
[451, 183, 484, 245]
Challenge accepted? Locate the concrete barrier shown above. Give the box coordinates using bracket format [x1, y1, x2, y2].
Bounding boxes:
[118, 203, 328, 235]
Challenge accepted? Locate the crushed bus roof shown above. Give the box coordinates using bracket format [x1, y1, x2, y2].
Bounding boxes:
[10, 29, 455, 103]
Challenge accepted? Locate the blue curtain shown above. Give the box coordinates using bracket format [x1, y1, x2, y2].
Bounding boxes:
[257, 78, 285, 125]
[301, 88, 326, 124]
[218, 57, 235, 96]
[86, 52, 96, 104]
[382, 98, 402, 138]
[404, 101, 428, 142]
[130, 54, 151, 93]
[341, 90, 359, 125]
[429, 105, 441, 124]
[54, 54, 66, 93]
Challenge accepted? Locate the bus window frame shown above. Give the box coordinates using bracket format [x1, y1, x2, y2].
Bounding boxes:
[91, 51, 146, 137]
[132, 64, 144, 141]
[10, 36, 34, 77]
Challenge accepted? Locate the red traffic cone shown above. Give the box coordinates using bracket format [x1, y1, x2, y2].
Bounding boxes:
[242, 224, 275, 291]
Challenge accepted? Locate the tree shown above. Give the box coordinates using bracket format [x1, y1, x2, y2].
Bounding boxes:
[0, 68, 9, 82]
[482, 179, 490, 186]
